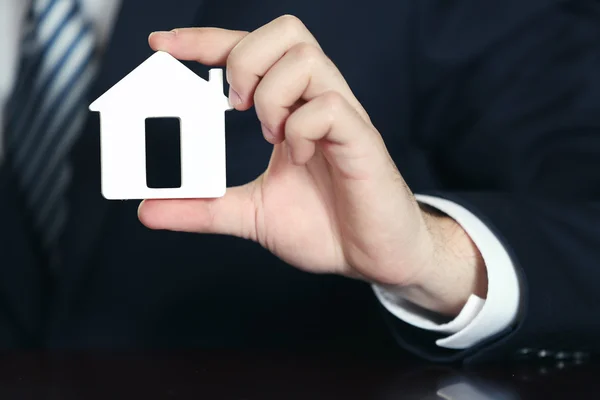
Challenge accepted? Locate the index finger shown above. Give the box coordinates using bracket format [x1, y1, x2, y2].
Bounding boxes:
[149, 15, 323, 111]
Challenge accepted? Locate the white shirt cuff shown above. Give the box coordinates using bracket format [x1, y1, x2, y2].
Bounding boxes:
[373, 194, 521, 349]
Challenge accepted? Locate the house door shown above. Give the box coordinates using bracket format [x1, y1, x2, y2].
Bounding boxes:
[145, 117, 182, 188]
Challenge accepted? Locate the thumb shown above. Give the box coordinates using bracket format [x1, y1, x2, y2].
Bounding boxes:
[137, 182, 259, 240]
[148, 28, 248, 66]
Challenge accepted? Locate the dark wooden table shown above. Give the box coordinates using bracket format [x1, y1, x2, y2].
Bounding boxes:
[0, 350, 595, 399]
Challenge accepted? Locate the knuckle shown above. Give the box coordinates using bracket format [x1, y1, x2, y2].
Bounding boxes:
[321, 91, 346, 116]
[277, 14, 305, 32]
[253, 84, 274, 113]
[226, 54, 242, 73]
[284, 112, 301, 139]
[226, 48, 245, 76]
[253, 84, 265, 105]
[290, 42, 322, 66]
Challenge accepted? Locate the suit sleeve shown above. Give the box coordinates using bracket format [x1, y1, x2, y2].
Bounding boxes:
[382, 0, 600, 363]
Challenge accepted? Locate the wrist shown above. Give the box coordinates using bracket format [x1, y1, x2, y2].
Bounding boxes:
[392, 205, 488, 317]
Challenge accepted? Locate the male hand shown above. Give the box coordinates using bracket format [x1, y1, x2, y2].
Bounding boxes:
[140, 15, 487, 316]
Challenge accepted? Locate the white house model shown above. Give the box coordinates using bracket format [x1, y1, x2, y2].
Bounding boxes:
[89, 51, 232, 200]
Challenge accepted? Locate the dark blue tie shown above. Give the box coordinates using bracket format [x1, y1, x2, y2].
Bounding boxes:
[4, 0, 99, 264]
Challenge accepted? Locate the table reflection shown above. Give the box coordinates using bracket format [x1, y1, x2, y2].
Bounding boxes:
[0, 350, 595, 399]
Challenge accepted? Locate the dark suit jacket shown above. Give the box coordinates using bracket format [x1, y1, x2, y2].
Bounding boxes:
[1, 0, 599, 364]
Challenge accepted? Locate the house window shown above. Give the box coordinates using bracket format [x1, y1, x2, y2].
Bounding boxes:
[145, 117, 182, 189]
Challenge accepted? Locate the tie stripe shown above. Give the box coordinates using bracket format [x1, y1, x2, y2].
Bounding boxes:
[25, 62, 97, 186]
[8, 6, 90, 141]
[30, 109, 89, 204]
[11, 26, 94, 165]
[4, 0, 98, 260]
[28, 74, 95, 203]
[5, 0, 77, 123]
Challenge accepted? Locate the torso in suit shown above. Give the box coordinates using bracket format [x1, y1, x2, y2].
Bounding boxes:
[2, 0, 419, 354]
[1, 0, 600, 364]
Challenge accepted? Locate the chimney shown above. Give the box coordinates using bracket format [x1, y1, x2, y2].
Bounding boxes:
[209, 68, 224, 90]
[208, 68, 233, 110]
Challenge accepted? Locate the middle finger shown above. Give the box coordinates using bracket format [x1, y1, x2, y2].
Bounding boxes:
[254, 42, 369, 143]
[225, 15, 322, 109]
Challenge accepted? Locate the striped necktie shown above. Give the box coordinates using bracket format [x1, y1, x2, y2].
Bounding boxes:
[4, 0, 99, 264]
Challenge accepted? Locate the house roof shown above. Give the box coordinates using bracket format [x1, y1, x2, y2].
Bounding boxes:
[89, 51, 230, 112]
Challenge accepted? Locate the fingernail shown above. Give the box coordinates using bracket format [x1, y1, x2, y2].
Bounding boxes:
[137, 200, 145, 217]
[228, 86, 242, 106]
[150, 31, 175, 39]
[261, 123, 275, 141]
[287, 145, 294, 163]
